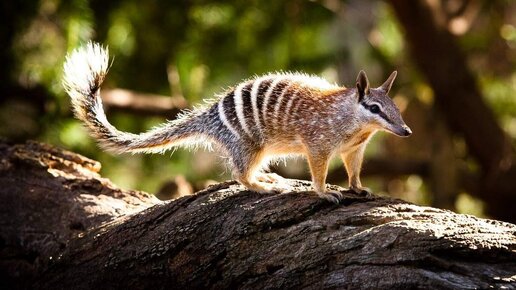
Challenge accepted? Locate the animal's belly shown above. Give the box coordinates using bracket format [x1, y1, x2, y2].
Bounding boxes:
[264, 139, 306, 156]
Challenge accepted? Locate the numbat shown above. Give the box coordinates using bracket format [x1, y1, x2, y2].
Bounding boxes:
[63, 43, 411, 203]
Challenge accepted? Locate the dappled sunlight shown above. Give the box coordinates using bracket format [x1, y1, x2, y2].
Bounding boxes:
[2, 0, 515, 222]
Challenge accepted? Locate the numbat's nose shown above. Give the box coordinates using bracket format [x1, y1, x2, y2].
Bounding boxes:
[402, 125, 412, 137]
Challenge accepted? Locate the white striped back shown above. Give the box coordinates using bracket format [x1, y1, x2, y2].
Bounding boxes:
[215, 72, 340, 141]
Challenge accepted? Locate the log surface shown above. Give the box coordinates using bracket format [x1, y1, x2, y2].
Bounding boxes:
[0, 141, 514, 289]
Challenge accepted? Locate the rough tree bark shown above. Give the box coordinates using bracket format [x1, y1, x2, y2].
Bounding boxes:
[1, 141, 515, 289]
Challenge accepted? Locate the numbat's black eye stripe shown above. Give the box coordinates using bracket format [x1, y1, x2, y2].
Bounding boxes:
[361, 102, 381, 113]
[370, 104, 380, 113]
[361, 102, 394, 124]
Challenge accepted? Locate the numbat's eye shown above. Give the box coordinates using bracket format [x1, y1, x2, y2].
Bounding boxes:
[370, 104, 380, 114]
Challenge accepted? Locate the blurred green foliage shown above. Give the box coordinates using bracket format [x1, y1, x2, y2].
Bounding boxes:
[2, 0, 515, 214]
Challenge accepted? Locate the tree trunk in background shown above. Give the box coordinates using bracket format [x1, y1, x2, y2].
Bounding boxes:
[1, 141, 515, 289]
[388, 0, 516, 221]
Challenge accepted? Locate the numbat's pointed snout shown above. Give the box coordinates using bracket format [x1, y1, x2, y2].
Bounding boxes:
[402, 125, 412, 137]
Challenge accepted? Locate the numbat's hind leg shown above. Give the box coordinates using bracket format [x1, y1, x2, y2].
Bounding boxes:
[230, 146, 284, 193]
[255, 172, 286, 184]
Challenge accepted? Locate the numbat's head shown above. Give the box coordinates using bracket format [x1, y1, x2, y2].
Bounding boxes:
[354, 70, 411, 137]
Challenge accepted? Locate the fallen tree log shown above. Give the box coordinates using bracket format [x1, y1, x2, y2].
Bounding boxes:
[0, 140, 159, 289]
[0, 141, 515, 289]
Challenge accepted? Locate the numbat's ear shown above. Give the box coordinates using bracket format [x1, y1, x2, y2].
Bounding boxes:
[356, 70, 370, 102]
[379, 71, 397, 94]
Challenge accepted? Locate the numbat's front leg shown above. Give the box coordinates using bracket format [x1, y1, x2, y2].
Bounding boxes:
[306, 151, 343, 203]
[341, 145, 371, 196]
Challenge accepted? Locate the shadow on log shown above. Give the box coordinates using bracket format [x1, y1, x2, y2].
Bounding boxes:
[0, 141, 515, 289]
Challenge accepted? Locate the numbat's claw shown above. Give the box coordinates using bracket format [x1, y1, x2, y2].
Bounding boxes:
[317, 191, 341, 204]
[350, 187, 372, 197]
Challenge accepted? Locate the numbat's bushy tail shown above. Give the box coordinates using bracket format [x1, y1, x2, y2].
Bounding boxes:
[62, 42, 206, 154]
[63, 42, 411, 203]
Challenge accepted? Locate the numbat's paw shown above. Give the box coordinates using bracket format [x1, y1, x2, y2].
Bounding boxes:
[255, 172, 286, 184]
[265, 185, 287, 194]
[247, 183, 287, 194]
[317, 191, 343, 204]
[350, 186, 372, 197]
